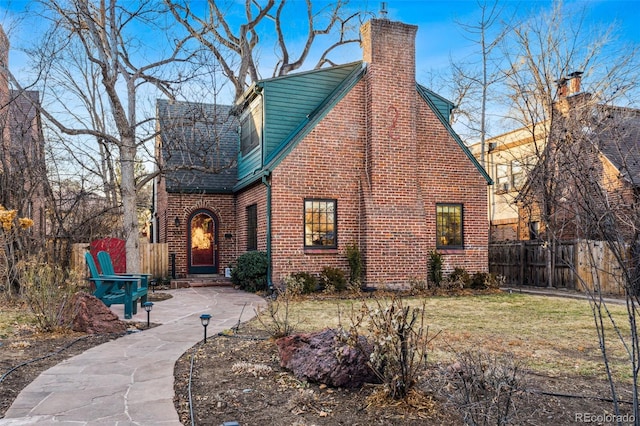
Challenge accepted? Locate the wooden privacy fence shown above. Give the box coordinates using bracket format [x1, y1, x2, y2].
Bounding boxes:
[71, 242, 169, 279]
[489, 240, 626, 295]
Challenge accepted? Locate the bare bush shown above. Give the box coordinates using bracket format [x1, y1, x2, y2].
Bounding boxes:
[254, 289, 303, 338]
[17, 259, 81, 332]
[363, 296, 437, 399]
[438, 350, 526, 426]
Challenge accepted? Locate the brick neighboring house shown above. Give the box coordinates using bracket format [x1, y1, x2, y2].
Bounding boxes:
[153, 19, 491, 287]
[474, 73, 640, 243]
[0, 25, 47, 240]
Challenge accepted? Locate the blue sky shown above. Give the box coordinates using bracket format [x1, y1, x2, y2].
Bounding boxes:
[2, 0, 639, 78]
[0, 0, 638, 115]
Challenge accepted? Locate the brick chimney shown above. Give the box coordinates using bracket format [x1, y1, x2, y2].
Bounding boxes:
[568, 71, 583, 95]
[360, 19, 427, 286]
[557, 71, 583, 99]
[555, 71, 590, 117]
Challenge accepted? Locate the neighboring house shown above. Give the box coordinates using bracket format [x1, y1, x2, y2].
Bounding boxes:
[0, 25, 47, 240]
[474, 124, 548, 241]
[474, 73, 640, 243]
[153, 18, 491, 288]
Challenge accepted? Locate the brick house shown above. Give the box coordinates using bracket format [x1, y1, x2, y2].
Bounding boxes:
[153, 19, 491, 288]
[0, 25, 47, 240]
[474, 73, 640, 243]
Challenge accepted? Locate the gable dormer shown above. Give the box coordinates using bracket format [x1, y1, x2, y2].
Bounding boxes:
[235, 62, 363, 183]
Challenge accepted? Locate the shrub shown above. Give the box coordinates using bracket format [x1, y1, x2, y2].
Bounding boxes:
[408, 276, 428, 293]
[255, 289, 300, 338]
[364, 296, 436, 399]
[320, 267, 347, 293]
[469, 272, 500, 290]
[442, 350, 525, 425]
[282, 272, 318, 295]
[448, 267, 470, 287]
[18, 260, 80, 332]
[345, 243, 364, 289]
[428, 250, 443, 287]
[231, 251, 268, 292]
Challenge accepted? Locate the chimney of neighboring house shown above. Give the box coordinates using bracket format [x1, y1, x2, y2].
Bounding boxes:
[360, 19, 425, 286]
[557, 71, 583, 99]
[567, 71, 583, 96]
[557, 77, 568, 98]
[555, 71, 588, 116]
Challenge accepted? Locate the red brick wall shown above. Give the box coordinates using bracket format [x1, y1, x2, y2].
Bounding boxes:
[269, 83, 367, 285]
[159, 190, 235, 277]
[235, 182, 268, 254]
[415, 100, 489, 276]
[263, 19, 488, 288]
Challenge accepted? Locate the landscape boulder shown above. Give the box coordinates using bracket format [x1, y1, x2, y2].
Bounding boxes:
[276, 328, 378, 388]
[62, 292, 128, 334]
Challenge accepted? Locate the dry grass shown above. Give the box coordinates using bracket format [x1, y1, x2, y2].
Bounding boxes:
[255, 292, 632, 382]
[0, 301, 34, 339]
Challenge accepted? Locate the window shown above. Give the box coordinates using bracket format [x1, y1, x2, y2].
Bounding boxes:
[496, 157, 534, 192]
[436, 204, 463, 248]
[246, 204, 258, 251]
[240, 101, 262, 155]
[511, 160, 525, 189]
[496, 163, 510, 191]
[304, 199, 337, 248]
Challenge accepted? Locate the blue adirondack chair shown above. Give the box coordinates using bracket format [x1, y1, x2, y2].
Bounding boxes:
[97, 251, 149, 307]
[85, 252, 142, 319]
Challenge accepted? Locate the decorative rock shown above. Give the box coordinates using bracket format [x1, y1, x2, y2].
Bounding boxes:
[62, 292, 128, 334]
[276, 328, 378, 388]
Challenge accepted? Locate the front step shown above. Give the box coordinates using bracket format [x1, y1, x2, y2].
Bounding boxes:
[170, 275, 233, 289]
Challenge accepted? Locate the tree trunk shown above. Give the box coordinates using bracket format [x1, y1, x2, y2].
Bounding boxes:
[120, 141, 140, 273]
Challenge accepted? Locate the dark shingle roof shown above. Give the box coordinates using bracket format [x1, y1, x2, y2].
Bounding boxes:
[596, 113, 640, 185]
[157, 99, 238, 193]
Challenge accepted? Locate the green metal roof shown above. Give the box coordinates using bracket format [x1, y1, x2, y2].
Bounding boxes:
[258, 62, 363, 163]
[234, 62, 492, 190]
[234, 63, 366, 191]
[417, 84, 456, 122]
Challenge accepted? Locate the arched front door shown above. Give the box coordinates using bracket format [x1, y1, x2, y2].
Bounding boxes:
[187, 209, 218, 274]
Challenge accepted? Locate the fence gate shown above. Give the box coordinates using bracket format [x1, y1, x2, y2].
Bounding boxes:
[90, 237, 126, 273]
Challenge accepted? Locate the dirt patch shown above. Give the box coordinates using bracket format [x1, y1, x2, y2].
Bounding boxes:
[173, 321, 636, 426]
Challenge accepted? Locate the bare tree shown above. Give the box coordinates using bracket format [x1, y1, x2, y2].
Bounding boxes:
[501, 1, 640, 419]
[450, 0, 511, 164]
[10, 0, 198, 273]
[503, 0, 638, 282]
[165, 0, 367, 101]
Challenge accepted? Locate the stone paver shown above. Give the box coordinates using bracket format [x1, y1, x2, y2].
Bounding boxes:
[0, 287, 265, 425]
